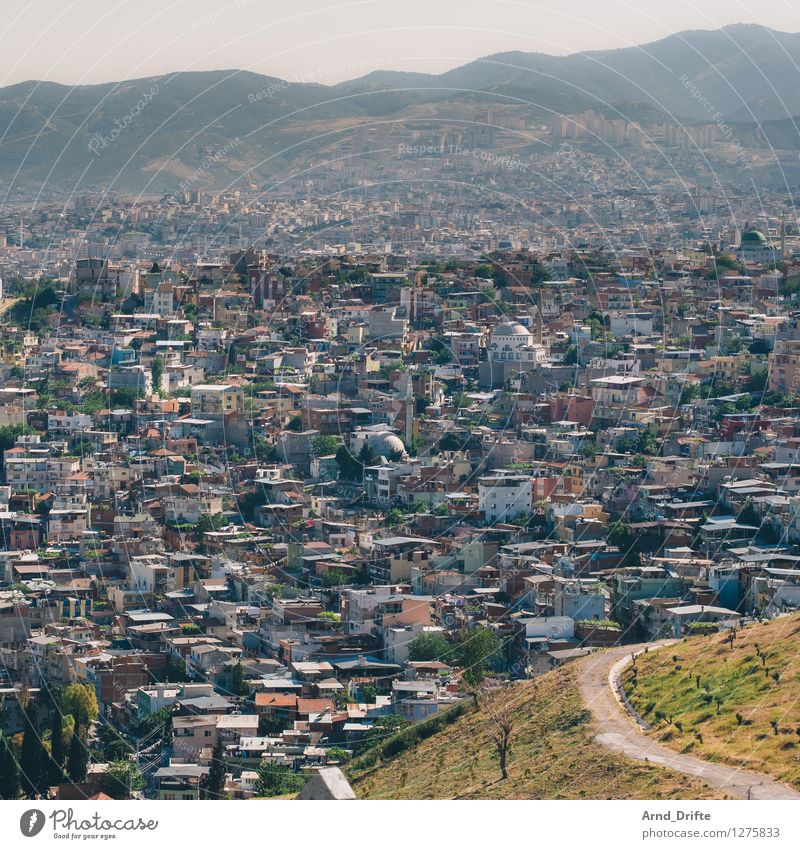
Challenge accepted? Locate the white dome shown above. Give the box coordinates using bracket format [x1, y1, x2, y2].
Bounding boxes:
[367, 432, 406, 457]
[493, 322, 531, 337]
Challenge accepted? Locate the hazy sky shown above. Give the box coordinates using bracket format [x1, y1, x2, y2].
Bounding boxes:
[2, 0, 799, 87]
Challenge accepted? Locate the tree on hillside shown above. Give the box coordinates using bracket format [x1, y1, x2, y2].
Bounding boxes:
[197, 513, 226, 534]
[488, 705, 514, 781]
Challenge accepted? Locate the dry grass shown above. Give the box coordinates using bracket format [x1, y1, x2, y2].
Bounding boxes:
[623, 614, 800, 788]
[349, 663, 726, 800]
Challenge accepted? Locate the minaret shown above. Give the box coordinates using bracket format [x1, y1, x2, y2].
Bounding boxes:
[535, 285, 543, 346]
[404, 374, 414, 448]
[781, 214, 787, 260]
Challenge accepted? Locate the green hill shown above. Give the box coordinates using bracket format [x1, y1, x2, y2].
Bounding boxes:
[623, 614, 800, 788]
[348, 662, 725, 799]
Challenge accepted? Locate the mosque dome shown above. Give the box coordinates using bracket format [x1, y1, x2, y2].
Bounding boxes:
[492, 322, 531, 337]
[741, 229, 768, 244]
[367, 431, 406, 457]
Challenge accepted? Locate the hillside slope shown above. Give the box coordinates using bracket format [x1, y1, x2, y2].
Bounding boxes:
[623, 614, 800, 789]
[349, 663, 725, 799]
[4, 25, 800, 192]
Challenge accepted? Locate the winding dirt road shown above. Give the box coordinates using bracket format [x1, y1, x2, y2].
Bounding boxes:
[577, 644, 800, 800]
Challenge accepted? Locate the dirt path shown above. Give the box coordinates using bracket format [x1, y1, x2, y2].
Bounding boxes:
[577, 644, 800, 800]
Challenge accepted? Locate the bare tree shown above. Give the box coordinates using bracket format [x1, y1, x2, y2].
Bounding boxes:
[487, 705, 514, 781]
[463, 682, 480, 709]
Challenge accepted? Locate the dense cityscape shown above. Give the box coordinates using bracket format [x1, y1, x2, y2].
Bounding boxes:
[1, 15, 800, 809]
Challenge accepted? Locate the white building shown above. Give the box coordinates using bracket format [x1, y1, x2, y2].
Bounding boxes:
[487, 321, 546, 365]
[478, 474, 534, 522]
[608, 311, 654, 338]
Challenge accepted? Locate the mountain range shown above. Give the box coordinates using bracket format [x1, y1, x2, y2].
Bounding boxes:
[2, 24, 800, 194]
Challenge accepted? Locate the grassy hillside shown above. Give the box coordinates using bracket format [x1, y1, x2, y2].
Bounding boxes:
[348, 663, 725, 799]
[623, 614, 800, 788]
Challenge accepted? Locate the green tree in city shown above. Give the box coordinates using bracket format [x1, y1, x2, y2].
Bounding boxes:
[325, 746, 351, 763]
[322, 568, 349, 588]
[0, 424, 38, 455]
[151, 355, 165, 393]
[230, 660, 249, 697]
[529, 261, 549, 287]
[311, 434, 342, 456]
[457, 626, 501, 685]
[47, 695, 67, 786]
[334, 443, 374, 482]
[100, 760, 145, 799]
[19, 700, 47, 798]
[0, 733, 21, 799]
[97, 723, 130, 762]
[197, 513, 226, 534]
[67, 723, 90, 783]
[429, 336, 452, 364]
[364, 715, 412, 744]
[407, 631, 452, 663]
[63, 684, 99, 728]
[109, 387, 143, 409]
[253, 762, 305, 798]
[199, 738, 227, 800]
[607, 520, 634, 550]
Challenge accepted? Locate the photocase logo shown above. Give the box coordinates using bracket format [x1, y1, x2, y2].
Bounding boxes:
[20, 809, 46, 837]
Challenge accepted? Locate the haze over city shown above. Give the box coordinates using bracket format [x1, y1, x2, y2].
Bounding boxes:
[2, 0, 800, 86]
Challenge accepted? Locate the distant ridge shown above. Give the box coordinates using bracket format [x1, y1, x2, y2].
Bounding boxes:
[1, 24, 800, 192]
